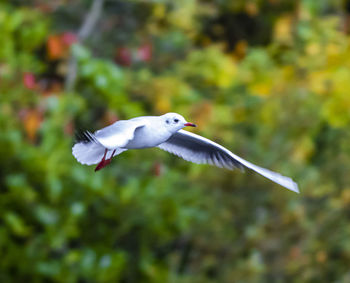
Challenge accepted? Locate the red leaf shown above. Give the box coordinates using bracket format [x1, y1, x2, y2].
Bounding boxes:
[61, 32, 78, 46]
[137, 43, 152, 62]
[23, 73, 36, 90]
[115, 47, 132, 66]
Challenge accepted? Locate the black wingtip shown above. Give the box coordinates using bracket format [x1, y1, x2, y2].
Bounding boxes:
[75, 130, 96, 143]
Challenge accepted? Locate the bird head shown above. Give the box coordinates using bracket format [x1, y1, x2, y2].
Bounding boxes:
[162, 113, 196, 132]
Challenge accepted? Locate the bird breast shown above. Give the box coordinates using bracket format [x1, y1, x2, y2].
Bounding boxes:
[124, 124, 172, 149]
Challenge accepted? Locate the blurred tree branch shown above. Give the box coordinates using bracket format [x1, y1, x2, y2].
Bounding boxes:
[65, 0, 105, 91]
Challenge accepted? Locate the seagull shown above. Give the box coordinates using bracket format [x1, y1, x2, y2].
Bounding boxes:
[72, 113, 299, 193]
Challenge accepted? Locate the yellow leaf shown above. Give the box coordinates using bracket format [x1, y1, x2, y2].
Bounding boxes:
[249, 80, 272, 97]
[341, 188, 350, 205]
[292, 136, 315, 163]
[153, 4, 166, 19]
[274, 15, 293, 44]
[308, 71, 331, 95]
[306, 42, 321, 56]
[191, 101, 212, 129]
[245, 2, 259, 16]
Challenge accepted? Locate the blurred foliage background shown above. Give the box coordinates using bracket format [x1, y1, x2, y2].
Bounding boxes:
[1, 0, 350, 282]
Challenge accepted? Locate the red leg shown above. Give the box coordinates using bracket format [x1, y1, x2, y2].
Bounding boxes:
[95, 149, 117, 171]
[95, 149, 108, 172]
[103, 149, 116, 167]
[109, 149, 116, 159]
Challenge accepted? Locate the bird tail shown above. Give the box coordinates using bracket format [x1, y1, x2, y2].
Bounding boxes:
[72, 141, 107, 165]
[72, 131, 127, 165]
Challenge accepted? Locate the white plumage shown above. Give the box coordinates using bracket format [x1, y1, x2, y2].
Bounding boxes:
[72, 112, 299, 193]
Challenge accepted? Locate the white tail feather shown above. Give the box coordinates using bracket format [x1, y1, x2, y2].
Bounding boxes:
[72, 142, 128, 165]
[72, 142, 106, 165]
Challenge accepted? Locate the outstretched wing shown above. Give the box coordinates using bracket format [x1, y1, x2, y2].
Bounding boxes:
[158, 130, 244, 170]
[157, 130, 299, 193]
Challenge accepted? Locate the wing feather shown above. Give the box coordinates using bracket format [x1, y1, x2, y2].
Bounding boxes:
[157, 130, 299, 193]
[94, 120, 145, 149]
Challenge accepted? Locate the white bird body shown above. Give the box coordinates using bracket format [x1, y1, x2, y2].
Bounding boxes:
[72, 112, 299, 193]
[123, 117, 173, 149]
[93, 116, 175, 149]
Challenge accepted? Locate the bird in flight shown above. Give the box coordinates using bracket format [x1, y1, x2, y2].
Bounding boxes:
[72, 113, 299, 193]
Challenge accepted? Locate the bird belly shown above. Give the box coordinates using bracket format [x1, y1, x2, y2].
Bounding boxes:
[124, 127, 171, 149]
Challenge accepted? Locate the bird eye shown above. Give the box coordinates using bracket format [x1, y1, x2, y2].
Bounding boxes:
[174, 119, 179, 123]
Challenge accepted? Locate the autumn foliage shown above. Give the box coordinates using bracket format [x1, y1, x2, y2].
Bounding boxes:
[1, 0, 350, 282]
